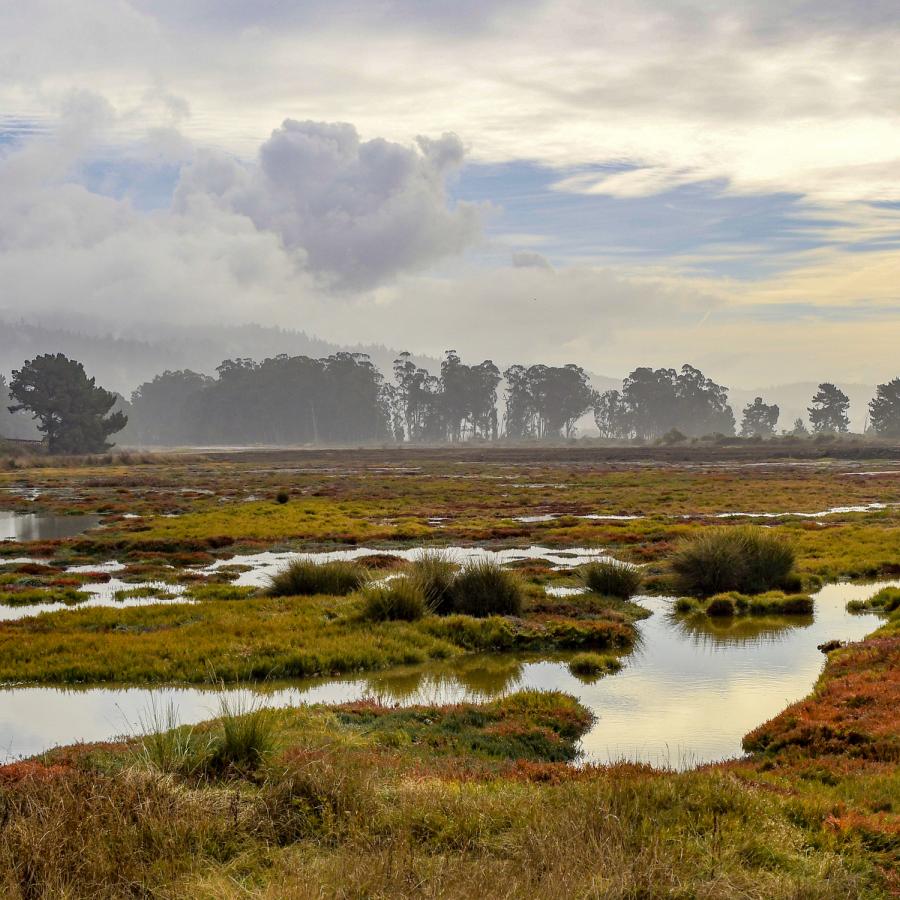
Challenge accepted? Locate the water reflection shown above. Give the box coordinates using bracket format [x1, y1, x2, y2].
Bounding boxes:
[0, 579, 895, 768]
[0, 510, 101, 542]
[670, 611, 814, 647]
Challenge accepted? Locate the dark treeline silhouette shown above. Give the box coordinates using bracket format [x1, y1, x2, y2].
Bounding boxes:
[6, 350, 900, 450]
[594, 365, 735, 440]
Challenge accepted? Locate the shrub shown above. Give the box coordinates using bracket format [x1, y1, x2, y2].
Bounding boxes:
[568, 652, 622, 679]
[670, 525, 795, 597]
[275, 490, 290, 504]
[450, 559, 523, 617]
[361, 578, 429, 621]
[266, 558, 368, 597]
[578, 560, 643, 599]
[409, 551, 457, 614]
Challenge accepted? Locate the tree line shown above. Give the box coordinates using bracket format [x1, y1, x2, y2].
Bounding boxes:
[4, 352, 900, 453]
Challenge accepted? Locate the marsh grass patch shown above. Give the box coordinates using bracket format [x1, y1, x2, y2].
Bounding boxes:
[266, 557, 369, 597]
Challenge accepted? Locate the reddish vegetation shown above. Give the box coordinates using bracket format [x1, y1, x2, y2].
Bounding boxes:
[744, 636, 900, 761]
[0, 761, 71, 784]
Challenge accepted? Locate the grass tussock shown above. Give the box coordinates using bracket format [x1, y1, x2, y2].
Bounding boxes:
[567, 652, 622, 680]
[140, 692, 276, 777]
[450, 558, 524, 617]
[676, 591, 813, 617]
[361, 578, 430, 621]
[408, 551, 458, 614]
[578, 559, 643, 599]
[670, 525, 796, 597]
[266, 557, 369, 597]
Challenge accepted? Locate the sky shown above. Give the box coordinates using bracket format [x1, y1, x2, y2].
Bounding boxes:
[2, 0, 900, 387]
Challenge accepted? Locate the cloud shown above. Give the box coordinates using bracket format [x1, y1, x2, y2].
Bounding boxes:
[175, 121, 479, 288]
[511, 250, 553, 270]
[5, 1, 900, 204]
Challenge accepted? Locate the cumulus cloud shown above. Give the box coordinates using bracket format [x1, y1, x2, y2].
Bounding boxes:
[175, 121, 479, 288]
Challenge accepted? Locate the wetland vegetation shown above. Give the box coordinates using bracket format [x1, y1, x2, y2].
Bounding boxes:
[0, 446, 897, 896]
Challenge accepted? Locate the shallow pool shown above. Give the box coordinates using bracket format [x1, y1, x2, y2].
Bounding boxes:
[0, 579, 891, 768]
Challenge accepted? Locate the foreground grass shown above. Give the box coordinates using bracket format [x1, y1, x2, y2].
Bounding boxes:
[0, 676, 894, 899]
[0, 610, 896, 897]
[0, 592, 638, 684]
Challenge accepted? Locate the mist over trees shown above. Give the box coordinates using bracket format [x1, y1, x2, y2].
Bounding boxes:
[7, 354, 128, 453]
[868, 378, 900, 437]
[593, 365, 735, 440]
[6, 348, 900, 450]
[127, 354, 392, 445]
[808, 383, 850, 433]
[504, 364, 594, 439]
[740, 397, 780, 437]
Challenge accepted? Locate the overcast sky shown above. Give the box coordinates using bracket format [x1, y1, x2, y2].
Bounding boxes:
[3, 0, 900, 386]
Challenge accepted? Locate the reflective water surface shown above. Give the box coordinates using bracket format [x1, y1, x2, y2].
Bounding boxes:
[0, 579, 891, 767]
[0, 510, 101, 542]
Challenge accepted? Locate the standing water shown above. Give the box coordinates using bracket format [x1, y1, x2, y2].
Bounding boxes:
[0, 580, 892, 767]
[0, 510, 101, 542]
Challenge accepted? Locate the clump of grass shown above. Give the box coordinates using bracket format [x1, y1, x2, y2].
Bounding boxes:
[705, 595, 736, 617]
[847, 587, 900, 614]
[450, 558, 523, 617]
[670, 525, 795, 597]
[409, 551, 457, 613]
[678, 591, 813, 617]
[578, 559, 643, 599]
[361, 578, 429, 621]
[266, 557, 368, 596]
[567, 652, 622, 680]
[139, 700, 208, 777]
[208, 693, 276, 774]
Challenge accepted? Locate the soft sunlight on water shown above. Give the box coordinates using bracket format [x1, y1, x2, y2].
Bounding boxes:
[0, 579, 891, 767]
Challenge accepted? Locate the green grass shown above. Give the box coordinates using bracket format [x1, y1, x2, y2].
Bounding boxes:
[567, 651, 622, 680]
[449, 559, 524, 617]
[670, 525, 796, 596]
[578, 559, 643, 599]
[0, 592, 636, 684]
[847, 586, 900, 614]
[209, 692, 277, 774]
[676, 591, 813, 617]
[265, 557, 369, 597]
[360, 577, 430, 621]
[408, 551, 457, 613]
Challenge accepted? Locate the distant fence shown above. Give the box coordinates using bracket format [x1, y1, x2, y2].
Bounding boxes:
[0, 437, 45, 448]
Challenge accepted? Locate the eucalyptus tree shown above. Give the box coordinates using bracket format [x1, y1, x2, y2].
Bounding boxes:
[502, 363, 593, 439]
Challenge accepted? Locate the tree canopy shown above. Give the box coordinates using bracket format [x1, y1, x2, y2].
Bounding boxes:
[594, 364, 735, 440]
[503, 363, 593, 439]
[808, 383, 850, 433]
[740, 397, 779, 437]
[7, 354, 127, 453]
[868, 378, 900, 437]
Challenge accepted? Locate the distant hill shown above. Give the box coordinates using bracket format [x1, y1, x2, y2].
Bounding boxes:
[0, 318, 439, 396]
